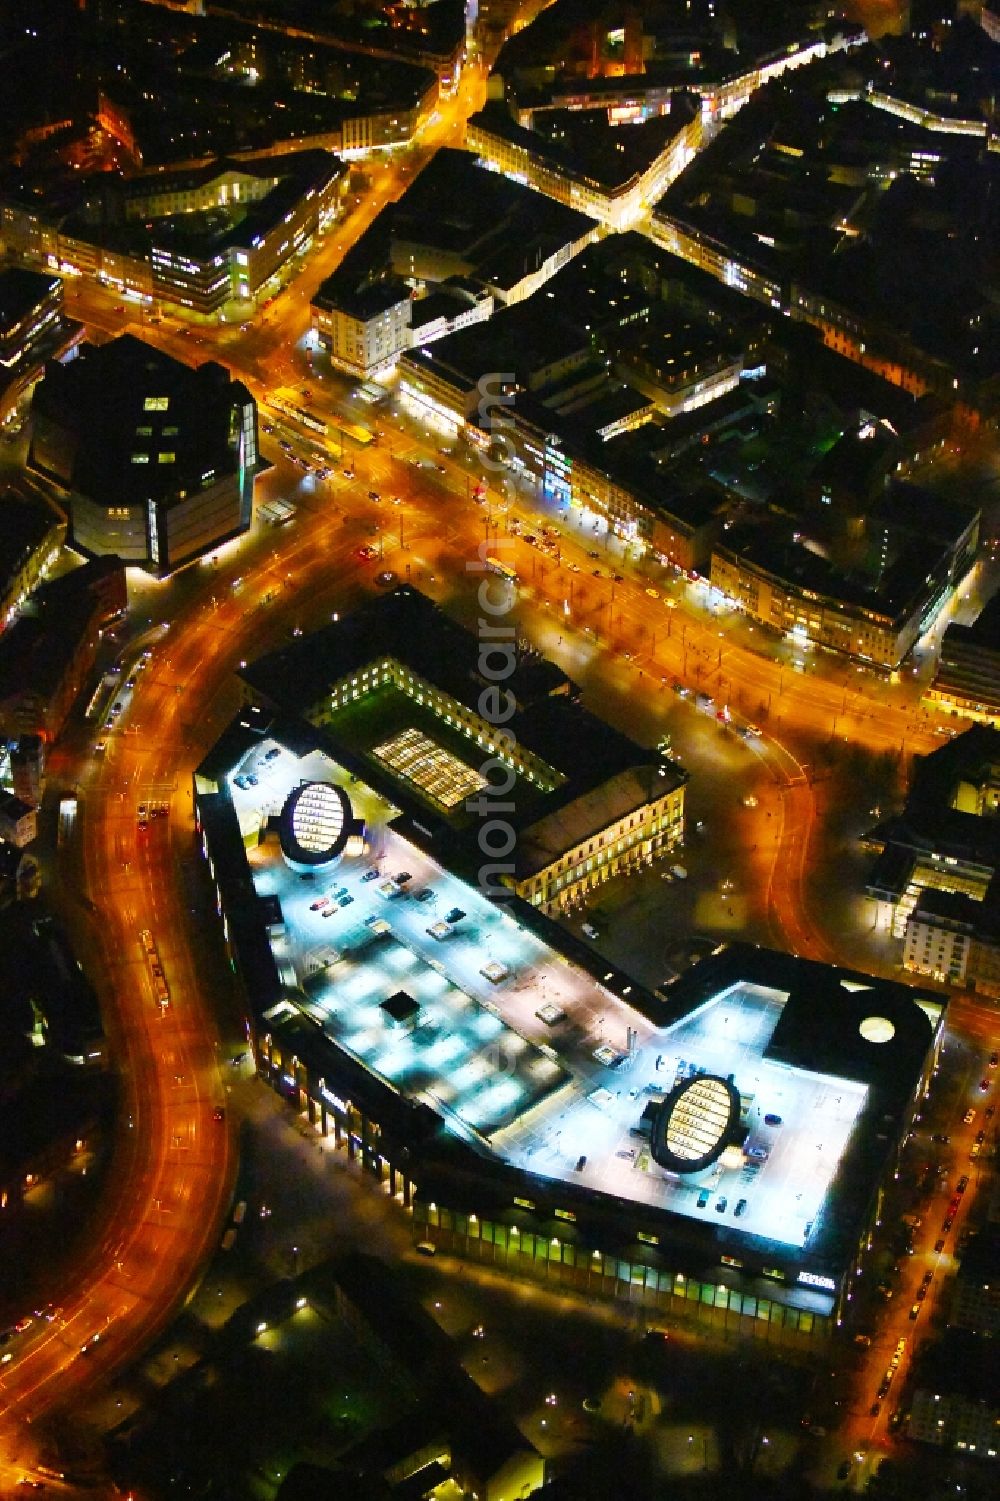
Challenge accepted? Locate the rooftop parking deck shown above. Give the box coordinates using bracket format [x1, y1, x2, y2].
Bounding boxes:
[494, 981, 867, 1248]
[233, 741, 870, 1249]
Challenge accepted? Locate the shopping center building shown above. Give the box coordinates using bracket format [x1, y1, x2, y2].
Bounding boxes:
[194, 595, 946, 1343]
[238, 586, 687, 912]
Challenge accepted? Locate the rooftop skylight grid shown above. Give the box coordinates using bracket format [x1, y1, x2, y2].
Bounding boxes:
[373, 726, 487, 809]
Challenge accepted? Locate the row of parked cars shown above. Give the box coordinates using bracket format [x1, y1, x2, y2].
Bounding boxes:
[310, 885, 354, 917]
[233, 745, 281, 790]
[695, 1189, 749, 1217]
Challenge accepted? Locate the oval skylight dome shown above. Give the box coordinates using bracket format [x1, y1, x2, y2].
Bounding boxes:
[278, 780, 353, 868]
[651, 1073, 742, 1174]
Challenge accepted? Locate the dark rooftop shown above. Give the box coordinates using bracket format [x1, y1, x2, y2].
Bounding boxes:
[655, 941, 941, 1111]
[0, 492, 62, 595]
[30, 334, 252, 511]
[865, 726, 1000, 875]
[870, 483, 979, 549]
[944, 590, 1000, 652]
[0, 267, 60, 334]
[241, 585, 571, 728]
[390, 147, 595, 289]
[3, 151, 343, 270]
[240, 587, 686, 826]
[0, 556, 124, 709]
[913, 1326, 1000, 1405]
[470, 95, 699, 194]
[331, 1252, 541, 1477]
[717, 519, 945, 624]
[317, 149, 594, 323]
[275, 1461, 391, 1501]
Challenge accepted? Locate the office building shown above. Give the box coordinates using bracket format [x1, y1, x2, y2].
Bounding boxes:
[866, 725, 1000, 993]
[0, 267, 64, 372]
[311, 150, 596, 380]
[1, 151, 345, 315]
[711, 486, 978, 670]
[30, 335, 256, 576]
[928, 593, 1000, 726]
[312, 271, 413, 382]
[0, 491, 65, 630]
[467, 94, 702, 230]
[0, 790, 36, 848]
[0, 557, 127, 742]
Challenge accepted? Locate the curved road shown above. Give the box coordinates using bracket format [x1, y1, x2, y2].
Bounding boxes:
[1, 11, 991, 1476]
[0, 375, 950, 1468]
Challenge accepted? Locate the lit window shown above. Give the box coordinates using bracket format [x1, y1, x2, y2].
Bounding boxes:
[131, 453, 150, 464]
[143, 396, 169, 411]
[158, 452, 176, 464]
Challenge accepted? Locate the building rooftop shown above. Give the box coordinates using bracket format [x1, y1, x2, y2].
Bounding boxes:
[912, 1326, 1000, 1406]
[514, 764, 680, 879]
[2, 149, 343, 271]
[198, 705, 942, 1298]
[469, 95, 699, 194]
[241, 585, 572, 728]
[953, 1228, 1000, 1294]
[0, 267, 60, 335]
[870, 483, 979, 551]
[911, 886, 980, 932]
[317, 150, 595, 326]
[654, 40, 1000, 392]
[390, 148, 596, 289]
[331, 1250, 540, 1481]
[0, 556, 124, 710]
[0, 789, 34, 825]
[718, 519, 945, 624]
[942, 591, 1000, 653]
[866, 725, 1000, 882]
[491, 0, 845, 97]
[239, 586, 686, 851]
[0, 492, 62, 599]
[933, 593, 1000, 709]
[408, 287, 476, 332]
[409, 309, 588, 391]
[29, 334, 252, 511]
